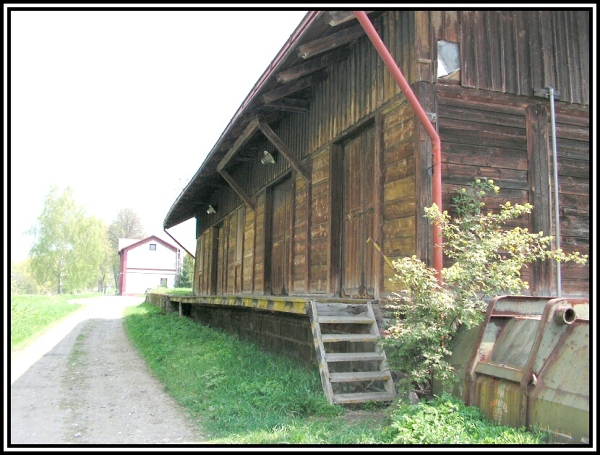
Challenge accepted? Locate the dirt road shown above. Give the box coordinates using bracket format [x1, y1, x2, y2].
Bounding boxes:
[10, 296, 206, 445]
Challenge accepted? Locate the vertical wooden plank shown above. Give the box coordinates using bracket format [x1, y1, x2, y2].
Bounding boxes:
[514, 11, 531, 97]
[328, 144, 343, 297]
[414, 11, 432, 82]
[209, 226, 219, 295]
[373, 112, 384, 298]
[413, 81, 435, 267]
[553, 11, 570, 103]
[474, 11, 489, 90]
[564, 11, 577, 104]
[526, 103, 553, 296]
[459, 11, 475, 88]
[306, 156, 313, 293]
[539, 11, 556, 91]
[363, 127, 376, 297]
[264, 188, 273, 295]
[486, 11, 502, 92]
[193, 232, 202, 295]
[443, 11, 459, 42]
[576, 11, 589, 105]
[527, 11, 544, 95]
[501, 11, 517, 94]
[254, 191, 267, 294]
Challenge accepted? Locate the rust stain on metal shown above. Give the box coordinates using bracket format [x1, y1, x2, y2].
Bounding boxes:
[456, 296, 589, 444]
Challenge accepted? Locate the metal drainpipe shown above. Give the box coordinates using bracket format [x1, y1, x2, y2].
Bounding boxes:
[353, 11, 443, 283]
[548, 87, 562, 297]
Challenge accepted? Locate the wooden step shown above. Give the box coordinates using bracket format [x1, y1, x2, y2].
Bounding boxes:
[318, 316, 374, 324]
[321, 333, 379, 343]
[329, 371, 392, 382]
[309, 300, 396, 405]
[325, 352, 385, 362]
[333, 391, 397, 405]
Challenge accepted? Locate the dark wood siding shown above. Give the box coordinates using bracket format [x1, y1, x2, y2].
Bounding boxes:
[191, 10, 588, 300]
[242, 203, 255, 293]
[457, 11, 589, 105]
[309, 148, 330, 294]
[341, 126, 376, 298]
[554, 107, 589, 296]
[269, 177, 294, 295]
[436, 83, 589, 296]
[381, 98, 417, 295]
[292, 170, 309, 294]
[308, 12, 415, 154]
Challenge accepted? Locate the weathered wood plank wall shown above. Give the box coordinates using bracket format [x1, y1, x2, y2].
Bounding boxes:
[193, 10, 589, 299]
[457, 11, 589, 104]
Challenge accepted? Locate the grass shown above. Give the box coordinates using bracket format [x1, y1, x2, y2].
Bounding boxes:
[10, 293, 102, 351]
[123, 303, 547, 445]
[147, 287, 193, 296]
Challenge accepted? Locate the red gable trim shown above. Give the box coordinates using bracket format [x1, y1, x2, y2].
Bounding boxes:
[119, 235, 178, 255]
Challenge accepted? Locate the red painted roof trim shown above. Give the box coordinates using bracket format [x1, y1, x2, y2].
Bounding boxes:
[119, 235, 179, 255]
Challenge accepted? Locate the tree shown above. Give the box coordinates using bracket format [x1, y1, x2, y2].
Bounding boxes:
[175, 253, 194, 288]
[108, 208, 145, 248]
[381, 179, 588, 398]
[107, 208, 145, 289]
[11, 259, 51, 295]
[27, 186, 106, 294]
[97, 223, 114, 293]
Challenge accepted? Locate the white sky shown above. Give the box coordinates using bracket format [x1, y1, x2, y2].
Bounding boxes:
[6, 5, 309, 263]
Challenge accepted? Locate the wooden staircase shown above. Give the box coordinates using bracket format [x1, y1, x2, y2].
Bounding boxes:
[309, 301, 396, 405]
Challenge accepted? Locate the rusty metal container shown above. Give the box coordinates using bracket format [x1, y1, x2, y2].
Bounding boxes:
[439, 296, 589, 444]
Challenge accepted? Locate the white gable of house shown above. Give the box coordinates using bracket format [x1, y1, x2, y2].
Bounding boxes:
[118, 238, 140, 251]
[126, 238, 178, 270]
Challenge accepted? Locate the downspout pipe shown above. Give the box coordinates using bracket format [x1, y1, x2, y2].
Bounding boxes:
[354, 11, 443, 283]
[163, 227, 195, 259]
[548, 87, 562, 298]
[534, 86, 562, 297]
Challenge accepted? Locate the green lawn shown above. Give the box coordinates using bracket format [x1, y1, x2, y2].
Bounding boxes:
[10, 293, 101, 350]
[123, 303, 547, 445]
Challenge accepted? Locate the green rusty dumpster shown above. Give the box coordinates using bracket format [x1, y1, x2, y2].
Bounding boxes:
[439, 296, 589, 444]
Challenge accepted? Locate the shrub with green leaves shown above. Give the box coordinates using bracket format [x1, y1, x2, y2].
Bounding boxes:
[382, 178, 587, 396]
[388, 392, 547, 444]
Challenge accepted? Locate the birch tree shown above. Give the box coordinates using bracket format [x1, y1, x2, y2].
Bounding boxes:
[27, 186, 105, 294]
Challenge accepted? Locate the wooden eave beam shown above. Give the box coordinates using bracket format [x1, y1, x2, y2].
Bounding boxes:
[325, 11, 372, 26]
[258, 121, 310, 182]
[267, 98, 310, 113]
[218, 168, 256, 210]
[261, 72, 327, 105]
[297, 24, 365, 59]
[276, 48, 351, 83]
[217, 117, 260, 172]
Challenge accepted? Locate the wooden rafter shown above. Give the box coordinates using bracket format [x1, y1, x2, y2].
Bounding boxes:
[217, 118, 259, 172]
[218, 168, 255, 210]
[261, 71, 328, 105]
[276, 48, 351, 83]
[297, 24, 365, 59]
[267, 98, 310, 113]
[258, 121, 310, 182]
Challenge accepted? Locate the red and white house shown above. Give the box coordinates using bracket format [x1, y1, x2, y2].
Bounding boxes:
[118, 235, 182, 296]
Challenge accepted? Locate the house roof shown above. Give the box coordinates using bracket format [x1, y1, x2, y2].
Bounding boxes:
[164, 10, 384, 229]
[118, 234, 179, 254]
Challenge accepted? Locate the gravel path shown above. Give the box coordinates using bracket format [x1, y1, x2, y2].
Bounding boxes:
[10, 296, 206, 445]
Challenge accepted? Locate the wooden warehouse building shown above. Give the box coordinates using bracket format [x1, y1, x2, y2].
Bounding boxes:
[162, 10, 590, 384]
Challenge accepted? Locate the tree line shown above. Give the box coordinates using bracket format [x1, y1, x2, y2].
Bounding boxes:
[11, 186, 195, 295]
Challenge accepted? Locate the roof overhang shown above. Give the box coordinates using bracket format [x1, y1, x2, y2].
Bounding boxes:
[164, 11, 381, 229]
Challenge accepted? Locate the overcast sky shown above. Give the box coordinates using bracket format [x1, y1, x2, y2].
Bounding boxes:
[7, 5, 309, 263]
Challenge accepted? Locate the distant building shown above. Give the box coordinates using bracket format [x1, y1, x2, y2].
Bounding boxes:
[118, 235, 182, 296]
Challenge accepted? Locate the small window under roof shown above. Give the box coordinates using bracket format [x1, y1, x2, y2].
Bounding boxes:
[438, 40, 460, 78]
